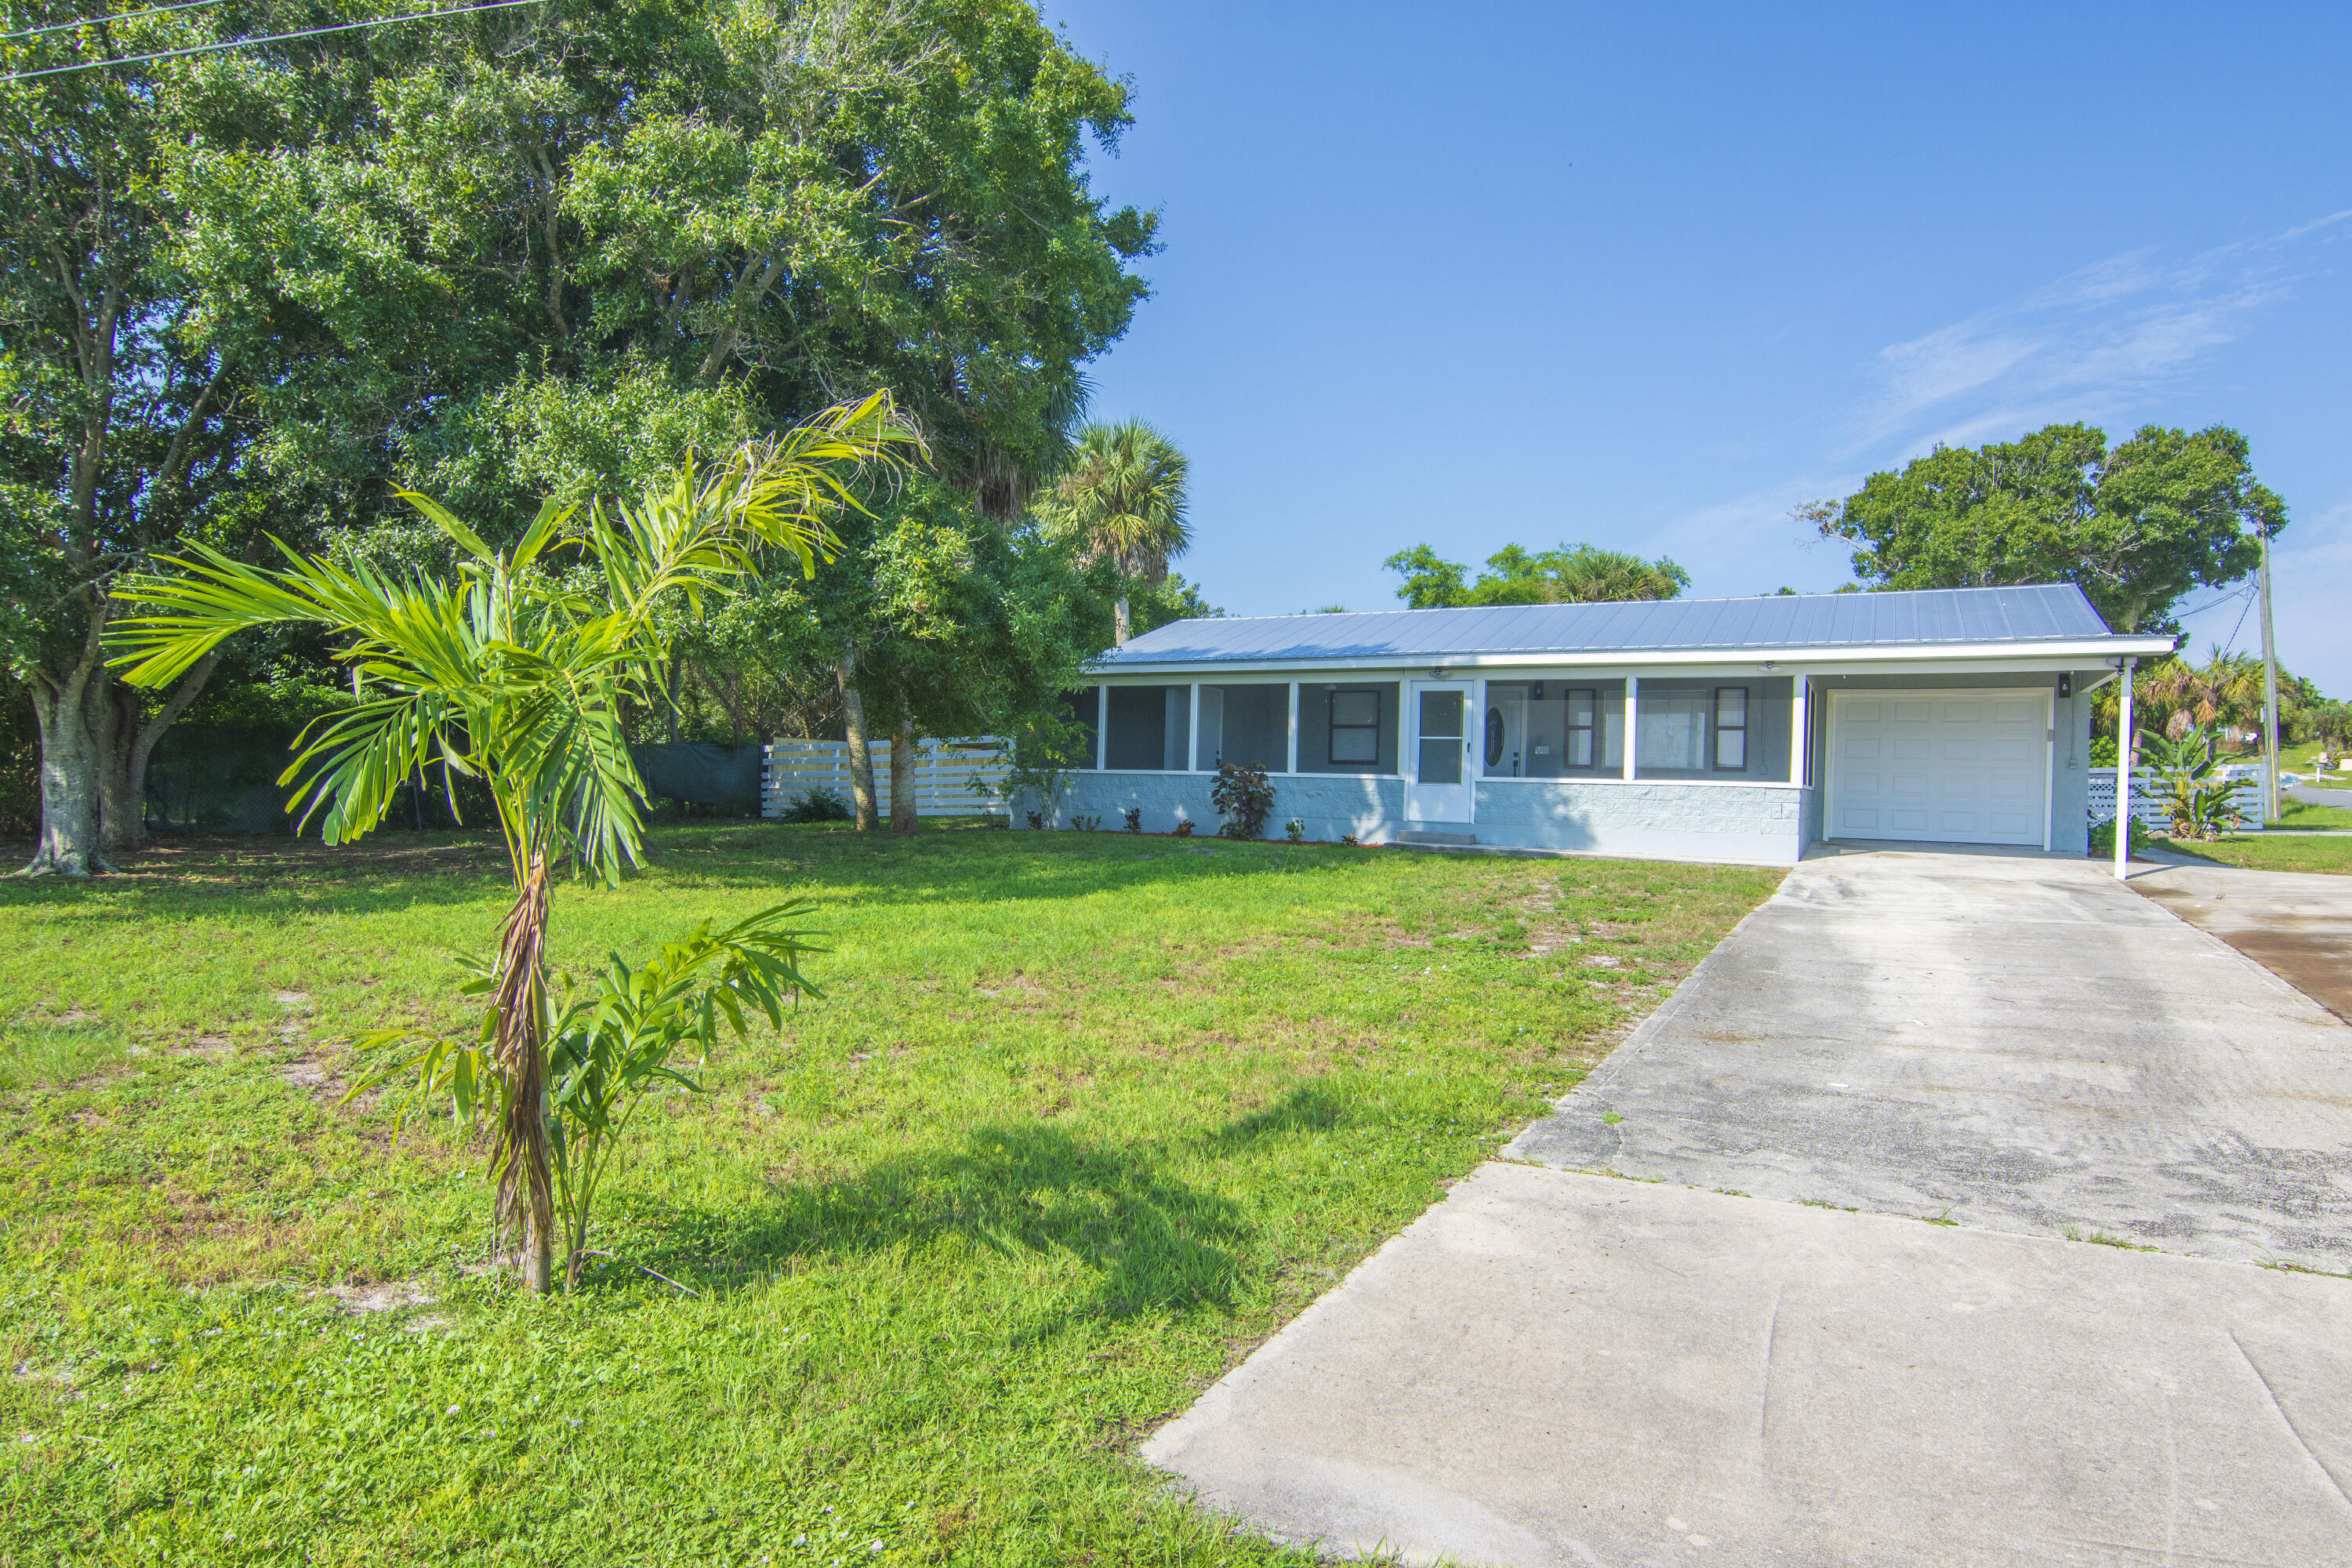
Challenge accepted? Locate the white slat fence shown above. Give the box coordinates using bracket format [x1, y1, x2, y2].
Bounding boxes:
[2088, 765, 2264, 834]
[764, 738, 1010, 818]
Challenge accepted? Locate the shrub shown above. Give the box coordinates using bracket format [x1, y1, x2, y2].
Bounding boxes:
[2088, 815, 2160, 858]
[1210, 760, 1276, 840]
[1284, 817, 1305, 842]
[1173, 818, 1194, 837]
[1122, 807, 1142, 833]
[778, 786, 853, 823]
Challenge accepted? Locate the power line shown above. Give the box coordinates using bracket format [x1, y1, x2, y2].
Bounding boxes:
[2172, 583, 2255, 622]
[5, 0, 229, 42]
[0, 0, 539, 80]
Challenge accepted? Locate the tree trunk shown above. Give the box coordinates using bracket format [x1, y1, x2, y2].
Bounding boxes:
[837, 654, 877, 831]
[23, 681, 106, 877]
[492, 852, 556, 1294]
[1114, 596, 1131, 647]
[890, 717, 918, 837]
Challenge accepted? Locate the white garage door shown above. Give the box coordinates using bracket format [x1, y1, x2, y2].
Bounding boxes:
[1828, 689, 2050, 847]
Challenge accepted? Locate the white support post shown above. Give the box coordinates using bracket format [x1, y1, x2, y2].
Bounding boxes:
[1623, 674, 1639, 782]
[1790, 674, 1808, 785]
[1095, 684, 1107, 771]
[1287, 683, 1300, 774]
[1189, 683, 1203, 772]
[2114, 657, 2136, 880]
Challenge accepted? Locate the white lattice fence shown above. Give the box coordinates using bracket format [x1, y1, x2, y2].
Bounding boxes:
[763, 738, 1009, 818]
[2088, 766, 2264, 833]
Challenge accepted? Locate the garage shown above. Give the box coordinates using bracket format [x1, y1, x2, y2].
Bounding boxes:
[1827, 688, 2051, 847]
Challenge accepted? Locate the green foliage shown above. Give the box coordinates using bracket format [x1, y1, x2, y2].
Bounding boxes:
[106, 405, 907, 1287]
[1384, 543, 1690, 608]
[2088, 814, 2161, 858]
[982, 702, 1089, 822]
[1809, 423, 2285, 633]
[351, 902, 825, 1290]
[1040, 419, 1192, 582]
[778, 787, 854, 824]
[1210, 760, 1278, 840]
[2138, 724, 2246, 840]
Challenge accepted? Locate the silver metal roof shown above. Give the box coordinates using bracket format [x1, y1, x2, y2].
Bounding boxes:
[1102, 583, 2132, 668]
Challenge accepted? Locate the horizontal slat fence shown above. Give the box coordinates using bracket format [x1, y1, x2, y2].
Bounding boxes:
[764, 738, 1009, 818]
[2088, 765, 2264, 833]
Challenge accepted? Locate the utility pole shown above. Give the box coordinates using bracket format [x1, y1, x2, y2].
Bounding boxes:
[2115, 657, 2135, 882]
[2259, 521, 2281, 825]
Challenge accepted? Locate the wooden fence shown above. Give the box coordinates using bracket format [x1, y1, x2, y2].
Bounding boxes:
[763, 738, 1009, 818]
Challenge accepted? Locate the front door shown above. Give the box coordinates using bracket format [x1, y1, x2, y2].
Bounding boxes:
[1406, 681, 1475, 822]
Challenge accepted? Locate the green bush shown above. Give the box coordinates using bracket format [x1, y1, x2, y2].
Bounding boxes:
[778, 787, 853, 823]
[1210, 760, 1277, 840]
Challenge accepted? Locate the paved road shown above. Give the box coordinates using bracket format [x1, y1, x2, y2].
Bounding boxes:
[1143, 848, 2352, 1567]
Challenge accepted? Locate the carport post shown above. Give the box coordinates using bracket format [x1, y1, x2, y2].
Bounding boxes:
[2114, 656, 2136, 880]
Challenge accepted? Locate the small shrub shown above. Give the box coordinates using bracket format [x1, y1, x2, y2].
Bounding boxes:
[1339, 833, 1360, 847]
[1071, 814, 1102, 832]
[1210, 760, 1276, 840]
[1025, 811, 1045, 831]
[1122, 807, 1142, 833]
[1283, 817, 1305, 843]
[1173, 818, 1195, 837]
[779, 786, 853, 823]
[2088, 816, 2160, 857]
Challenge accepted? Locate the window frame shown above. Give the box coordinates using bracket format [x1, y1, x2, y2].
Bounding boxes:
[1712, 685, 1750, 773]
[1565, 687, 1598, 771]
[1328, 688, 1382, 766]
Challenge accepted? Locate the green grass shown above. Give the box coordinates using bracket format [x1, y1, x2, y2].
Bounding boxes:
[2156, 833, 2352, 874]
[0, 822, 1779, 1565]
[2271, 796, 2352, 830]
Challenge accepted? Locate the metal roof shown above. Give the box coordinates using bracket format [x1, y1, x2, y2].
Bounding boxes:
[1102, 583, 2136, 668]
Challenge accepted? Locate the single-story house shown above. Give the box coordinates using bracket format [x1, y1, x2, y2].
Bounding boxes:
[1033, 584, 2176, 863]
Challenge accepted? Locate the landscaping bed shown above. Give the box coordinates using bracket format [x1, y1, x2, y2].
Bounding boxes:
[0, 823, 1778, 1564]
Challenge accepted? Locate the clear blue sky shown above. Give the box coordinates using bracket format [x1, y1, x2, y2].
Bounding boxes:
[1046, 1, 2352, 691]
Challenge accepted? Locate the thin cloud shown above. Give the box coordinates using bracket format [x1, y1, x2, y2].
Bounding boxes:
[1842, 213, 2345, 461]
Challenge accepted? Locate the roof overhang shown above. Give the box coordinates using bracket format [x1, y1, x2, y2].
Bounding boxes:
[1088, 635, 2178, 680]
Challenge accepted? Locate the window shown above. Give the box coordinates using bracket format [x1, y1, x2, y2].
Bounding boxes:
[1714, 687, 1748, 771]
[1103, 685, 1192, 771]
[1330, 689, 1381, 764]
[1635, 689, 1711, 771]
[1566, 688, 1596, 768]
[1203, 684, 1290, 771]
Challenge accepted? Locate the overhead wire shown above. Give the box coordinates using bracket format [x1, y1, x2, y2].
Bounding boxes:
[0, 0, 539, 81]
[5, 0, 230, 42]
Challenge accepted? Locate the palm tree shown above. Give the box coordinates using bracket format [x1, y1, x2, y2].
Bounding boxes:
[108, 394, 914, 1292]
[1046, 419, 1191, 645]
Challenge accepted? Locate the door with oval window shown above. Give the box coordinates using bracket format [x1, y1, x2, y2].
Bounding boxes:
[1406, 681, 1475, 823]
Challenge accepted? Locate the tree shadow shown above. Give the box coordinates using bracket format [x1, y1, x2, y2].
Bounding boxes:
[604, 1120, 1250, 1327]
[1206, 1084, 1350, 1152]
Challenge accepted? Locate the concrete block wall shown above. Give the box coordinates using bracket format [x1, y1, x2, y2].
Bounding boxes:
[1042, 770, 1805, 862]
[1475, 781, 1808, 864]
[1051, 771, 1403, 842]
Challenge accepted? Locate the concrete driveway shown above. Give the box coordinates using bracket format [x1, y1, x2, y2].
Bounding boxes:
[1143, 848, 2352, 1566]
[2136, 855, 2352, 1024]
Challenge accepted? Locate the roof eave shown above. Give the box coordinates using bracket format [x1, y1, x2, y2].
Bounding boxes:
[1088, 634, 2179, 678]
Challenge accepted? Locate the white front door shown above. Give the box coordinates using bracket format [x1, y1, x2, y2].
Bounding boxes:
[1407, 681, 1476, 822]
[1828, 688, 2051, 846]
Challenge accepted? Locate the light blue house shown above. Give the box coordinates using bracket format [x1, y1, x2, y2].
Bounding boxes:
[1038, 584, 2175, 863]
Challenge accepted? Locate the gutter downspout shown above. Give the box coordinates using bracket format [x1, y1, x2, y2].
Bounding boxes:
[2114, 656, 2136, 881]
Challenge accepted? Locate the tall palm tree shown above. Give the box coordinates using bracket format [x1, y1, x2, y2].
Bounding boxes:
[1046, 419, 1191, 645]
[108, 394, 915, 1292]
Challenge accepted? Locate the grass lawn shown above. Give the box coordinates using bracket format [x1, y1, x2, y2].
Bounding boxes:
[2155, 833, 2352, 874]
[0, 822, 1780, 1565]
[2272, 797, 2352, 830]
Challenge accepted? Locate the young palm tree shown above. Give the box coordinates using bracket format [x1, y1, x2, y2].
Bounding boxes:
[108, 394, 915, 1292]
[1046, 419, 1191, 645]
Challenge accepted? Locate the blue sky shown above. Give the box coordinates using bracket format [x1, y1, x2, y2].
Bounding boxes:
[1046, 2, 2352, 691]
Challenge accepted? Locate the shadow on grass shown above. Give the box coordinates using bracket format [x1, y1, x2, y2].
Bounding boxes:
[0, 821, 1385, 928]
[604, 1120, 1250, 1324]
